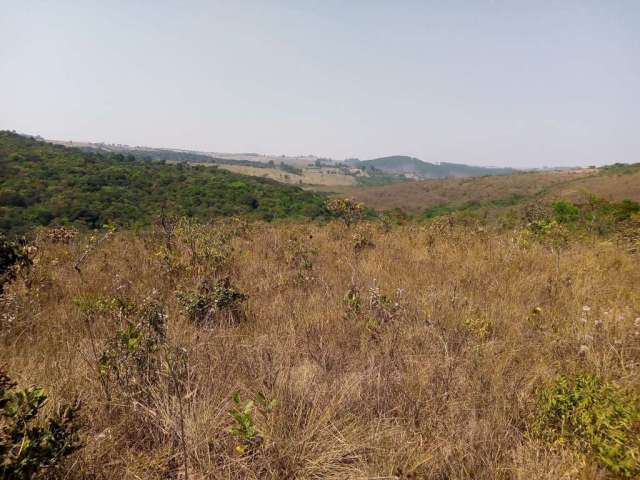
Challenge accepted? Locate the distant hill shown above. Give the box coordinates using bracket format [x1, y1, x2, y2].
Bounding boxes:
[50, 139, 321, 167]
[0, 132, 329, 236]
[346, 155, 515, 178]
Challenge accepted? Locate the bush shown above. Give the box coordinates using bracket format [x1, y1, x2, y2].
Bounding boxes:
[0, 369, 81, 479]
[535, 374, 640, 477]
[229, 391, 276, 455]
[177, 278, 247, 327]
[351, 224, 375, 252]
[326, 198, 365, 227]
[552, 200, 580, 223]
[0, 234, 30, 295]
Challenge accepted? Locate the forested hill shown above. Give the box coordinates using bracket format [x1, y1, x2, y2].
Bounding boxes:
[0, 132, 328, 236]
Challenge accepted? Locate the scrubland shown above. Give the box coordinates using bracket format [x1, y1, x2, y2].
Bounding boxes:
[325, 168, 640, 213]
[2, 210, 640, 479]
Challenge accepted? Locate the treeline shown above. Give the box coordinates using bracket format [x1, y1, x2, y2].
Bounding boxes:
[0, 132, 329, 236]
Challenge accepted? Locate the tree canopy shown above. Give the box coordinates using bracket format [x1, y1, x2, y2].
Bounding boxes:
[0, 132, 329, 236]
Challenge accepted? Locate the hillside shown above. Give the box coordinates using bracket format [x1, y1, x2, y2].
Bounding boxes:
[347, 155, 515, 178]
[0, 132, 329, 236]
[323, 166, 640, 215]
[50, 139, 408, 188]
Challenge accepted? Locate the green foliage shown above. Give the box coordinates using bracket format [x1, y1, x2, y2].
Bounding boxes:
[552, 200, 580, 223]
[352, 155, 514, 178]
[353, 169, 408, 186]
[535, 374, 640, 477]
[523, 197, 640, 237]
[599, 162, 640, 176]
[177, 278, 247, 327]
[422, 195, 526, 220]
[229, 391, 276, 455]
[0, 235, 31, 294]
[0, 132, 329, 236]
[73, 293, 137, 321]
[422, 203, 456, 219]
[0, 369, 81, 479]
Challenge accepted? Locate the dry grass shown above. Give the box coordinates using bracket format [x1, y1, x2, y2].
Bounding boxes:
[1, 218, 639, 479]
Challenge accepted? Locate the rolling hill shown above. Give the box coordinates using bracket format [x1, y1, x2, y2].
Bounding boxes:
[346, 155, 515, 178]
[322, 164, 640, 214]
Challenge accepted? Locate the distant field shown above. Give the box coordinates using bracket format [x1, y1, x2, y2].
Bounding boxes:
[217, 164, 360, 186]
[320, 168, 640, 212]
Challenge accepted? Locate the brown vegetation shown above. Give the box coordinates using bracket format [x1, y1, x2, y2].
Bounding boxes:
[323, 169, 640, 213]
[1, 216, 639, 478]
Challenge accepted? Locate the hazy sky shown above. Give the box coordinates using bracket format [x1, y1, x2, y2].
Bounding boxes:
[1, 1, 639, 167]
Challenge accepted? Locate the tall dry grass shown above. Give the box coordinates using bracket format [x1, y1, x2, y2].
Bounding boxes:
[1, 218, 639, 479]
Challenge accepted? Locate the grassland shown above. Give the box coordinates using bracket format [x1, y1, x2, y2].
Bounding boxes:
[2, 209, 640, 478]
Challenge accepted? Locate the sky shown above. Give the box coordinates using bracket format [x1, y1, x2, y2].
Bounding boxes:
[1, 1, 639, 168]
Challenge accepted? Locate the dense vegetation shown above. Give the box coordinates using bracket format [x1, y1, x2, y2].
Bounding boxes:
[0, 132, 329, 236]
[83, 145, 221, 164]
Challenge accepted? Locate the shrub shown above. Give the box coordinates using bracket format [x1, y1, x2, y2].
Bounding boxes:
[174, 218, 232, 272]
[284, 235, 316, 271]
[98, 299, 168, 398]
[284, 234, 318, 286]
[522, 203, 552, 224]
[229, 391, 276, 455]
[364, 284, 405, 335]
[0, 235, 30, 295]
[177, 278, 247, 327]
[552, 200, 580, 223]
[617, 215, 640, 254]
[0, 369, 81, 479]
[326, 198, 365, 227]
[43, 226, 79, 244]
[535, 374, 640, 477]
[351, 224, 375, 252]
[343, 285, 362, 315]
[99, 321, 163, 398]
[464, 314, 493, 339]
